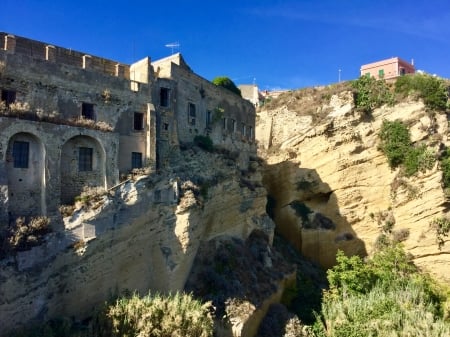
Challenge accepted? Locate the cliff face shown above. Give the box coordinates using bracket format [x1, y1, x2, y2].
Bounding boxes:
[0, 147, 274, 335]
[257, 88, 450, 282]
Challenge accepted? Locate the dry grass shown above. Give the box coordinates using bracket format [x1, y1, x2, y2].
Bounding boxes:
[0, 102, 114, 132]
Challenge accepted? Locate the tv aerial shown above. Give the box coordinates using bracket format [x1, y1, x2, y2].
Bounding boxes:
[165, 42, 180, 54]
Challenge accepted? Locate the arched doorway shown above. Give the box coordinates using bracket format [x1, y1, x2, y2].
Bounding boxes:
[60, 135, 106, 204]
[6, 132, 46, 219]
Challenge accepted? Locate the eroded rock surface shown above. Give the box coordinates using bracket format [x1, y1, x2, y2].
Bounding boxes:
[257, 87, 450, 282]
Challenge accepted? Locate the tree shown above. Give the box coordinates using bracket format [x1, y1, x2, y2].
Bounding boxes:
[212, 76, 241, 97]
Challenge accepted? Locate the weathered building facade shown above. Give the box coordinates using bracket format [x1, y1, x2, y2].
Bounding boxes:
[0, 33, 255, 224]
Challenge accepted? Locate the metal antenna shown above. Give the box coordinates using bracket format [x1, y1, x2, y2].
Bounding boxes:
[165, 42, 180, 55]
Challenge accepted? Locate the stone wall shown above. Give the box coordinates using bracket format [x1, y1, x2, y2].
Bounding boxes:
[1, 33, 131, 79]
[0, 46, 154, 175]
[0, 118, 119, 224]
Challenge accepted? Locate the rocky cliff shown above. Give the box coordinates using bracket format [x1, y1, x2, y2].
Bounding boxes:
[0, 146, 277, 335]
[257, 85, 450, 283]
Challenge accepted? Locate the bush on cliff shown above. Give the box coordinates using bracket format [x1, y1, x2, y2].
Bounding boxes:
[314, 245, 450, 337]
[395, 73, 449, 111]
[378, 119, 435, 176]
[95, 292, 213, 337]
[352, 75, 394, 113]
[12, 292, 213, 337]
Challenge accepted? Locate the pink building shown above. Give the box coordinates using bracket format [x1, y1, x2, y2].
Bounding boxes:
[360, 57, 415, 80]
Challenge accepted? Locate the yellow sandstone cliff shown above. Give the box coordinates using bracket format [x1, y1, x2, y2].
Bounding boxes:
[257, 87, 450, 283]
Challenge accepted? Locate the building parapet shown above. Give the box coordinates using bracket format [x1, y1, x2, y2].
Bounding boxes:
[0, 32, 131, 80]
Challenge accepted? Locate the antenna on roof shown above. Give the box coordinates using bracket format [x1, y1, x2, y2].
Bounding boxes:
[165, 42, 180, 55]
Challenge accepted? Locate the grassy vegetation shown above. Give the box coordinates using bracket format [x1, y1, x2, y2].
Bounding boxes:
[0, 216, 51, 257]
[395, 73, 449, 111]
[314, 245, 450, 337]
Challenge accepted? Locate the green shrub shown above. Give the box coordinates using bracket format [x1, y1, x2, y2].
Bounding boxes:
[194, 135, 214, 152]
[378, 120, 435, 176]
[379, 120, 411, 168]
[352, 75, 394, 113]
[440, 147, 450, 188]
[430, 218, 450, 249]
[212, 76, 241, 97]
[404, 144, 435, 176]
[395, 74, 449, 111]
[327, 250, 376, 294]
[319, 245, 450, 336]
[97, 292, 213, 337]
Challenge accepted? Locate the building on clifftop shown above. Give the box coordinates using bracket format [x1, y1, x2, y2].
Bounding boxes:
[0, 33, 255, 224]
[360, 57, 415, 80]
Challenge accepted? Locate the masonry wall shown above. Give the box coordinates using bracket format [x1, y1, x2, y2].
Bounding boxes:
[0, 118, 118, 225]
[0, 45, 155, 175]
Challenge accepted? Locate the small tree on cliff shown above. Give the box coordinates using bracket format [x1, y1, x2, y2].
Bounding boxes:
[212, 76, 242, 97]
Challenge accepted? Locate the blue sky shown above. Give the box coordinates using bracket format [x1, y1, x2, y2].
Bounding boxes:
[2, 1, 450, 90]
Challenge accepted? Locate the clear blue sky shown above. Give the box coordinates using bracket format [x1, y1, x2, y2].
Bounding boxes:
[2, 0, 450, 90]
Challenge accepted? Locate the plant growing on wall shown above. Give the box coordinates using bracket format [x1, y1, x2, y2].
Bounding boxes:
[212, 76, 242, 97]
[212, 106, 224, 124]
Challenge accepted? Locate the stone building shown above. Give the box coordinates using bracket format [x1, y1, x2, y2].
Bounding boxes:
[0, 33, 255, 224]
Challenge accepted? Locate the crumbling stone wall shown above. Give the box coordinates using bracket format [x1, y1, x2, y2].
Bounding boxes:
[0, 119, 119, 225]
[0, 37, 155, 175]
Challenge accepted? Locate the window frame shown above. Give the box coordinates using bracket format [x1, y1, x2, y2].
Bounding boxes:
[188, 102, 196, 126]
[160, 87, 170, 107]
[81, 102, 95, 120]
[1, 89, 16, 107]
[131, 152, 143, 169]
[78, 147, 93, 172]
[12, 141, 29, 168]
[133, 112, 144, 131]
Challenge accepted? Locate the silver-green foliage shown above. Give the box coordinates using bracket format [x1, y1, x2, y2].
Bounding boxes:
[102, 292, 213, 337]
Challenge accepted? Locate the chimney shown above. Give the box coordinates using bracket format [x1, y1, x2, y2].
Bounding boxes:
[4, 34, 16, 53]
[46, 45, 56, 62]
[83, 54, 92, 69]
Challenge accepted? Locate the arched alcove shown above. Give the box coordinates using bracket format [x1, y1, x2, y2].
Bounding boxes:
[60, 135, 106, 204]
[6, 132, 46, 219]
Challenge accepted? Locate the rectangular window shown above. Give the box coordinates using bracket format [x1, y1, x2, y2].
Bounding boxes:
[12, 141, 29, 168]
[79, 147, 93, 171]
[188, 103, 196, 125]
[222, 117, 226, 129]
[160, 88, 170, 107]
[1, 89, 16, 107]
[163, 123, 169, 131]
[134, 112, 144, 130]
[131, 152, 143, 169]
[206, 110, 212, 126]
[229, 119, 236, 132]
[248, 126, 253, 140]
[241, 123, 246, 136]
[81, 103, 95, 120]
[378, 69, 384, 77]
